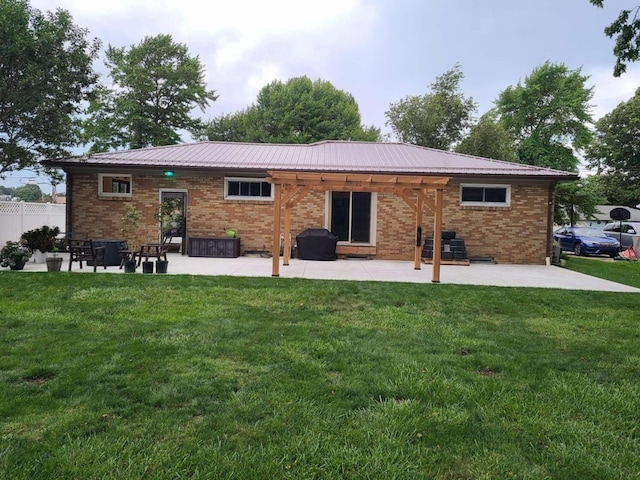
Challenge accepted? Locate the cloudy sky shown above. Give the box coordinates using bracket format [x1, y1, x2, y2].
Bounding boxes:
[7, 0, 640, 192]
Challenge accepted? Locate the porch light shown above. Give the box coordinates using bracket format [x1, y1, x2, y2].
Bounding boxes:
[163, 170, 175, 177]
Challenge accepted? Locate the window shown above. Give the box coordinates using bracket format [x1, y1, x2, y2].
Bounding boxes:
[460, 184, 510, 206]
[224, 177, 273, 200]
[98, 174, 132, 198]
[328, 192, 375, 243]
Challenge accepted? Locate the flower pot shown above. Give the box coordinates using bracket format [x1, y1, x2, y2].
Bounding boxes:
[9, 260, 26, 271]
[124, 259, 137, 273]
[155, 260, 168, 274]
[46, 256, 63, 272]
[32, 249, 47, 264]
[142, 261, 154, 274]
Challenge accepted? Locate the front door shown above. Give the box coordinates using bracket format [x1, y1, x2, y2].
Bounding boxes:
[159, 190, 187, 254]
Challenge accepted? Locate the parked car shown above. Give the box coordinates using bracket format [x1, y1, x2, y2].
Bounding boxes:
[602, 221, 640, 249]
[553, 226, 620, 257]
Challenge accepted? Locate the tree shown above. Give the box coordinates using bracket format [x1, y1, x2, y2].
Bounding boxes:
[590, 1, 640, 76]
[495, 62, 594, 172]
[0, 185, 15, 196]
[14, 183, 42, 202]
[0, 0, 100, 177]
[385, 64, 477, 150]
[554, 178, 605, 226]
[197, 111, 251, 142]
[455, 111, 518, 161]
[586, 87, 640, 206]
[202, 77, 379, 144]
[588, 173, 639, 206]
[84, 34, 217, 151]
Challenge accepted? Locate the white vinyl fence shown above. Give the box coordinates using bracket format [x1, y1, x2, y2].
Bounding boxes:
[0, 201, 66, 245]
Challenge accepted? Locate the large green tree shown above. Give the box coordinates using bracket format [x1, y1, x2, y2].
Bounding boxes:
[455, 111, 518, 161]
[554, 178, 605, 226]
[590, 1, 640, 76]
[201, 111, 251, 142]
[14, 183, 42, 202]
[586, 87, 640, 206]
[202, 77, 379, 144]
[84, 34, 217, 151]
[385, 64, 477, 150]
[496, 62, 594, 172]
[0, 0, 100, 176]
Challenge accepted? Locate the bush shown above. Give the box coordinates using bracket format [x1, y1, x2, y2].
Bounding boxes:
[0, 240, 32, 267]
[21, 226, 60, 253]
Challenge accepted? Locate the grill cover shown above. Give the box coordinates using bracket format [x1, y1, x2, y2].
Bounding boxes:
[296, 228, 338, 261]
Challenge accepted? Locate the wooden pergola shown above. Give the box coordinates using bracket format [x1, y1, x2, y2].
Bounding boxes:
[266, 171, 451, 283]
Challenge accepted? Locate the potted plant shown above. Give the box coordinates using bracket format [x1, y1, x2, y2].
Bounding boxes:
[21, 225, 60, 263]
[1, 240, 32, 270]
[120, 205, 141, 273]
[46, 247, 63, 272]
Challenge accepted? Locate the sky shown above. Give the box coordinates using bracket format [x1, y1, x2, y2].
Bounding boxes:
[5, 0, 640, 193]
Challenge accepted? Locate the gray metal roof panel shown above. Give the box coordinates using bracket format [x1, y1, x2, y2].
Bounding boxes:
[46, 141, 577, 178]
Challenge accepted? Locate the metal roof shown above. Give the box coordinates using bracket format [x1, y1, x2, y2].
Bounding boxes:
[44, 140, 577, 179]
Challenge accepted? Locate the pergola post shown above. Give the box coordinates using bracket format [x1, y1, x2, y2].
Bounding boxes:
[271, 183, 282, 276]
[432, 187, 444, 283]
[283, 204, 291, 266]
[414, 194, 423, 270]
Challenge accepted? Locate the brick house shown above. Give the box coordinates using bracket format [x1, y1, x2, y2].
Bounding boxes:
[44, 141, 576, 265]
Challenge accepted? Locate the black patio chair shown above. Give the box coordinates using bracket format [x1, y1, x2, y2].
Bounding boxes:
[68, 239, 107, 272]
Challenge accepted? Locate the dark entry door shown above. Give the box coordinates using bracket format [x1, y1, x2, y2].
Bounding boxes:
[160, 191, 187, 254]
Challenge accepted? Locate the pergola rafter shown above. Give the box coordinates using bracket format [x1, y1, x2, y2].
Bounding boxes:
[266, 171, 450, 283]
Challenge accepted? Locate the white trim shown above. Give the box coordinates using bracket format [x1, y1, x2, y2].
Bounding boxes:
[224, 177, 274, 201]
[460, 183, 510, 207]
[98, 173, 132, 198]
[325, 191, 377, 246]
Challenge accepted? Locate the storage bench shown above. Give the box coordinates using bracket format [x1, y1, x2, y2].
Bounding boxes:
[188, 236, 240, 258]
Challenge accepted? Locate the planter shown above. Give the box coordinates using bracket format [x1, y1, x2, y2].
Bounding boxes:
[46, 256, 63, 272]
[9, 260, 26, 271]
[156, 260, 168, 274]
[32, 249, 47, 264]
[124, 259, 137, 273]
[142, 261, 154, 274]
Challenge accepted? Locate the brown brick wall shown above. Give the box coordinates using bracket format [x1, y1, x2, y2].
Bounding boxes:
[70, 173, 551, 264]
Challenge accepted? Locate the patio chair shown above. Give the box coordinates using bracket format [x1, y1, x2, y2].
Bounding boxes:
[118, 240, 139, 269]
[136, 234, 173, 266]
[158, 234, 173, 260]
[68, 239, 107, 272]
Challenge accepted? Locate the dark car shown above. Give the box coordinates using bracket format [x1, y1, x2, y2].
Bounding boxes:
[553, 226, 620, 257]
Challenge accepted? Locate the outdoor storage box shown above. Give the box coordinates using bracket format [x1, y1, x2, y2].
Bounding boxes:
[188, 237, 240, 258]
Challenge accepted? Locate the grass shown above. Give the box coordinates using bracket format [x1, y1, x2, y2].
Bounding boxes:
[565, 254, 640, 288]
[1, 272, 639, 479]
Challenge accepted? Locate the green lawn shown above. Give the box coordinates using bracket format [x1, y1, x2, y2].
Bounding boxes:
[1, 272, 639, 479]
[564, 254, 640, 289]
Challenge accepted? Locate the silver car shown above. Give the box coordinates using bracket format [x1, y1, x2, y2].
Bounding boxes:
[602, 222, 640, 249]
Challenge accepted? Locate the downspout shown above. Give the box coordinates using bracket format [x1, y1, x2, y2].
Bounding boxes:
[545, 183, 555, 265]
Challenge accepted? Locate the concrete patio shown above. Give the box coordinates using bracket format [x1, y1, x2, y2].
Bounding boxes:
[11, 252, 640, 293]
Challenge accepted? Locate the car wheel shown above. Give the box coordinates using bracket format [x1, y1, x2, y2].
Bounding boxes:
[609, 253, 618, 258]
[574, 243, 582, 256]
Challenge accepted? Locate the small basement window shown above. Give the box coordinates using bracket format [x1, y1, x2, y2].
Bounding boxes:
[224, 177, 273, 200]
[98, 174, 132, 198]
[460, 184, 510, 206]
